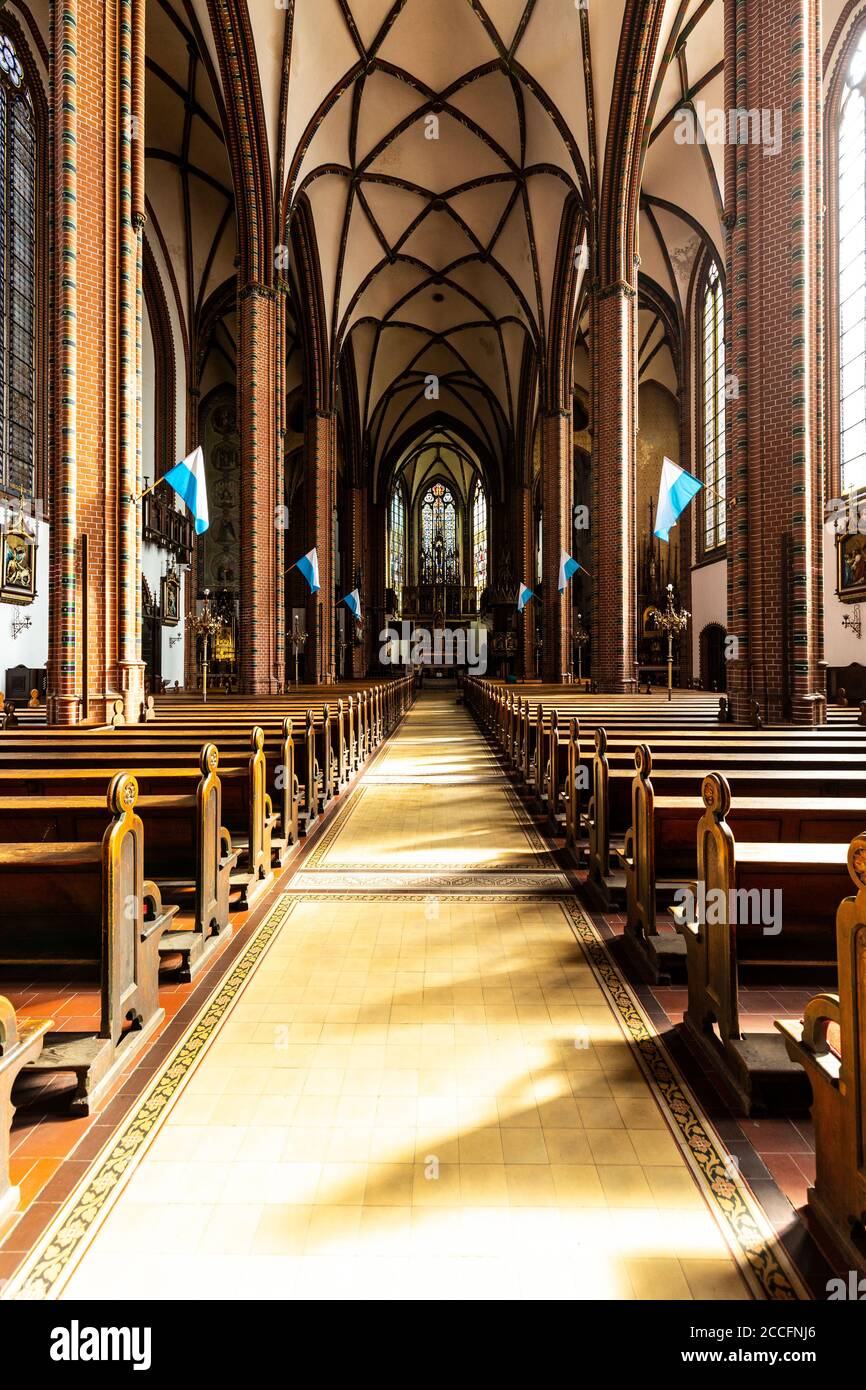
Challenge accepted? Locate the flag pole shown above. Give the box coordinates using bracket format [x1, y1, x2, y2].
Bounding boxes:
[129, 476, 167, 506]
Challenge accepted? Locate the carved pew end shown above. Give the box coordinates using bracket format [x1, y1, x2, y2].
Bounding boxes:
[0, 997, 52, 1227]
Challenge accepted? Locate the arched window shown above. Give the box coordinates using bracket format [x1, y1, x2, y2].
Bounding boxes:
[0, 29, 37, 499]
[839, 30, 866, 495]
[701, 260, 726, 552]
[472, 482, 488, 597]
[420, 482, 458, 584]
[388, 484, 405, 603]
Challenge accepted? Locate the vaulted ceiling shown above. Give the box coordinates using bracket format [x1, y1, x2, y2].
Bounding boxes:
[258, 0, 734, 486]
[144, 0, 237, 390]
[6, 0, 847, 492]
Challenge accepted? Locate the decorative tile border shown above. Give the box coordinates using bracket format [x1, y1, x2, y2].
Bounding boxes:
[2, 896, 295, 1302]
[289, 870, 573, 892]
[559, 898, 809, 1303]
[1, 900, 808, 1301]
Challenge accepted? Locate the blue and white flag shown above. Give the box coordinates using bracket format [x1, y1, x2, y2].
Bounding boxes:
[654, 457, 703, 543]
[342, 589, 362, 621]
[295, 548, 320, 594]
[162, 446, 209, 535]
[558, 550, 586, 594]
[517, 584, 535, 613]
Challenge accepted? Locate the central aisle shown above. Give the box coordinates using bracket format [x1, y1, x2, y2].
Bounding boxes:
[8, 694, 803, 1301]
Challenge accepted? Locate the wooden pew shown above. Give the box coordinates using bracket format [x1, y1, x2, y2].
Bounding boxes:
[585, 730, 866, 909]
[0, 772, 176, 1114]
[0, 730, 277, 912]
[0, 996, 52, 1226]
[614, 743, 866, 982]
[672, 773, 851, 1115]
[0, 744, 238, 982]
[777, 837, 866, 1274]
[3, 715, 309, 848]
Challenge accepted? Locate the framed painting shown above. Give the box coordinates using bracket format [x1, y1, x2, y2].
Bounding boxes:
[837, 532, 866, 604]
[161, 572, 181, 626]
[0, 512, 37, 606]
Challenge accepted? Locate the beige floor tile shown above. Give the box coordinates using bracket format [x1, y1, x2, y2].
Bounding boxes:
[505, 1166, 558, 1207]
[501, 1128, 549, 1164]
[598, 1165, 657, 1208]
[458, 1128, 505, 1164]
[625, 1257, 694, 1301]
[361, 1162, 415, 1206]
[586, 1129, 640, 1165]
[682, 1259, 753, 1301]
[252, 1206, 312, 1256]
[459, 1164, 510, 1207]
[46, 699, 757, 1303]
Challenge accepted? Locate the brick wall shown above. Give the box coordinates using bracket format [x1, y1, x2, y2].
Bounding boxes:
[725, 0, 825, 724]
[592, 282, 638, 692]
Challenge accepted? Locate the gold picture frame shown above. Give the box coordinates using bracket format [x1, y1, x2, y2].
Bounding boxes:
[161, 572, 181, 626]
[837, 531, 866, 604]
[0, 504, 37, 606]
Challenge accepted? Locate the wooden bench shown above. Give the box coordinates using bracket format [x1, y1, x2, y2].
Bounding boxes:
[672, 773, 853, 1115]
[0, 996, 52, 1226]
[614, 743, 866, 982]
[0, 729, 277, 912]
[0, 743, 238, 982]
[0, 772, 176, 1114]
[585, 729, 866, 909]
[777, 836, 866, 1274]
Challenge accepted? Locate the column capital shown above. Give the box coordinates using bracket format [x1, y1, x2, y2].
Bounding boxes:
[238, 281, 278, 305]
[596, 278, 637, 303]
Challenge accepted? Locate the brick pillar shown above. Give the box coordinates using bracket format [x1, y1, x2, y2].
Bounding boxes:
[183, 384, 200, 690]
[592, 282, 638, 693]
[369, 496, 386, 673]
[48, 0, 136, 725]
[238, 284, 278, 694]
[725, 0, 825, 724]
[48, 0, 81, 725]
[347, 484, 367, 678]
[275, 284, 289, 689]
[116, 0, 146, 722]
[305, 411, 336, 683]
[541, 411, 573, 682]
[514, 483, 534, 678]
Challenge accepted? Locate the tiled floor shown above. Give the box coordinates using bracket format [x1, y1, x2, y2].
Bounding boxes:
[598, 911, 822, 1218]
[1, 694, 800, 1301]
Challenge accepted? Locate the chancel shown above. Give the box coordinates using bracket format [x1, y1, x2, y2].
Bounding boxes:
[1, 0, 866, 1332]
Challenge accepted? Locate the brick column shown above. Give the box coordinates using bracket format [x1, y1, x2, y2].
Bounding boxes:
[48, 0, 80, 724]
[347, 484, 367, 678]
[183, 384, 200, 690]
[238, 284, 278, 694]
[514, 483, 534, 678]
[116, 0, 146, 722]
[369, 496, 387, 673]
[275, 284, 289, 688]
[725, 0, 824, 723]
[48, 0, 136, 725]
[540, 411, 573, 682]
[305, 411, 336, 683]
[592, 281, 638, 693]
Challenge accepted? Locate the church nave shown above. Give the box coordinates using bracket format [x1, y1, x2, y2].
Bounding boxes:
[3, 697, 796, 1303]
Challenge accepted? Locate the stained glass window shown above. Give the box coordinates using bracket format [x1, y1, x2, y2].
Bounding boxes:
[840, 30, 866, 495]
[420, 482, 459, 584]
[388, 484, 405, 603]
[0, 30, 36, 499]
[472, 482, 487, 597]
[702, 260, 726, 551]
